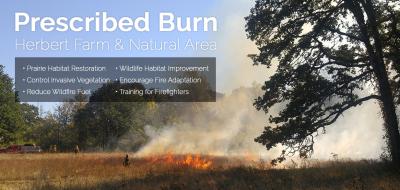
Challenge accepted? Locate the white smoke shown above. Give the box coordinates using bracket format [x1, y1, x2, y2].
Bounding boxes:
[137, 85, 384, 160]
[137, 85, 280, 159]
[137, 0, 386, 161]
[314, 100, 385, 159]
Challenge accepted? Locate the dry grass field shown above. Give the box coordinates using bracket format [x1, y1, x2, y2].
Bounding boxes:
[0, 153, 399, 190]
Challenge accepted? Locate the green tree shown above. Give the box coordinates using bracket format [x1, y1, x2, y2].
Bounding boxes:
[52, 93, 87, 150]
[25, 94, 86, 151]
[246, 0, 400, 165]
[75, 82, 149, 150]
[32, 114, 60, 151]
[0, 65, 23, 145]
[19, 103, 42, 143]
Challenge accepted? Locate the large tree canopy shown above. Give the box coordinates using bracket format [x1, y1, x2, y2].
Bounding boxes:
[246, 0, 400, 165]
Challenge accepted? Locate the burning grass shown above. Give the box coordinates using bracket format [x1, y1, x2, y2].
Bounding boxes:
[144, 153, 213, 169]
[0, 153, 399, 190]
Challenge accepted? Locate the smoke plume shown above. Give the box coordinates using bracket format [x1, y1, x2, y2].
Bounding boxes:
[136, 0, 385, 161]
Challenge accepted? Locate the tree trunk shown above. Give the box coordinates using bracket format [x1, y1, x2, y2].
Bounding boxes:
[370, 49, 400, 167]
[361, 0, 400, 167]
[347, 0, 400, 166]
[376, 69, 400, 166]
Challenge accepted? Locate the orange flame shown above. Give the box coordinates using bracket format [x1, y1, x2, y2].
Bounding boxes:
[145, 153, 212, 169]
[182, 154, 212, 169]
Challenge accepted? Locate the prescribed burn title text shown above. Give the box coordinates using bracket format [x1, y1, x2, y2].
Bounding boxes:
[15, 12, 218, 32]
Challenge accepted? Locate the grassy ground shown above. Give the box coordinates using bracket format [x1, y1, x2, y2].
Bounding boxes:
[0, 153, 399, 190]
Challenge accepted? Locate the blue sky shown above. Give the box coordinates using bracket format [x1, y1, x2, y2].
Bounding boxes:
[1, 0, 269, 111]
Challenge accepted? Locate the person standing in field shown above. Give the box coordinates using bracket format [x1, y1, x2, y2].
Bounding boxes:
[123, 154, 130, 167]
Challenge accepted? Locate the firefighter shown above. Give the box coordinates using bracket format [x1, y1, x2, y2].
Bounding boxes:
[123, 154, 130, 167]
